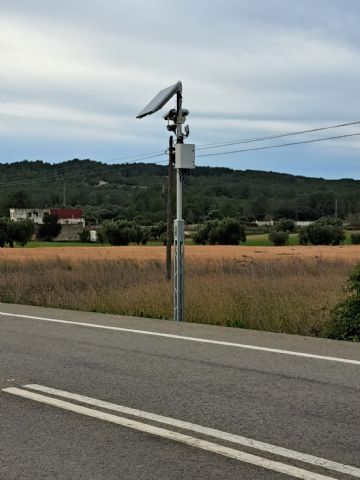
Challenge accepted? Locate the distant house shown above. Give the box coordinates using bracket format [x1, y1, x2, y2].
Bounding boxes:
[48, 208, 85, 227]
[10, 208, 85, 227]
[9, 208, 85, 241]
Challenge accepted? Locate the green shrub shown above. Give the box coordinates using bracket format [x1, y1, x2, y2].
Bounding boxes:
[78, 230, 91, 243]
[12, 220, 35, 247]
[298, 227, 309, 245]
[298, 217, 345, 246]
[193, 223, 211, 245]
[268, 231, 289, 246]
[0, 218, 34, 247]
[275, 218, 295, 233]
[325, 264, 360, 341]
[102, 221, 149, 246]
[350, 232, 360, 245]
[37, 214, 61, 241]
[193, 218, 246, 245]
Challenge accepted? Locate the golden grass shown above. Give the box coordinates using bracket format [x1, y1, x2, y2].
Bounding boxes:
[0, 256, 355, 336]
[1, 244, 360, 262]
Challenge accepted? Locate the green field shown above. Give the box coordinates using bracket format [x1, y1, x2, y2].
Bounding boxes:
[243, 231, 356, 247]
[20, 241, 103, 248]
[243, 233, 299, 246]
[13, 230, 358, 248]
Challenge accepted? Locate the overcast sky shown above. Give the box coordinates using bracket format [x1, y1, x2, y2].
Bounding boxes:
[1, 0, 359, 178]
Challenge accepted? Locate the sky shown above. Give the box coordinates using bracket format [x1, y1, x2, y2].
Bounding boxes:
[0, 0, 360, 178]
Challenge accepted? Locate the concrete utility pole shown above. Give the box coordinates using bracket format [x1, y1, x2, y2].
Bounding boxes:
[165, 136, 175, 281]
[136, 81, 195, 322]
[174, 89, 184, 322]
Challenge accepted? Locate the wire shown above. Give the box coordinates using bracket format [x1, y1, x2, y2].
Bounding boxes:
[0, 154, 168, 188]
[105, 150, 166, 163]
[3, 120, 359, 183]
[2, 131, 358, 186]
[197, 131, 360, 158]
[1, 150, 167, 182]
[2, 120, 360, 187]
[196, 120, 360, 151]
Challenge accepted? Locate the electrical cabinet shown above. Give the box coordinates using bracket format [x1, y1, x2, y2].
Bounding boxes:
[175, 144, 195, 169]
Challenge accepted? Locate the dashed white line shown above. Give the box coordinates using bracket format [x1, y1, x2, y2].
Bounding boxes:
[1, 311, 359, 365]
[2, 387, 341, 480]
[24, 383, 360, 478]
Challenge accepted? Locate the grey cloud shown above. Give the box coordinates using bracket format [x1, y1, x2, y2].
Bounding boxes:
[0, 0, 359, 177]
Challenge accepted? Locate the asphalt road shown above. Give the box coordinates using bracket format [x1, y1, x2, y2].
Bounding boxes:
[0, 303, 359, 480]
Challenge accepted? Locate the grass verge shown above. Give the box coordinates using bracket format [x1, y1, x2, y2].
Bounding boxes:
[0, 256, 354, 337]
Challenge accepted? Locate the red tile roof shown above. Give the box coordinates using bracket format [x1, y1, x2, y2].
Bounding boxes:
[50, 208, 83, 219]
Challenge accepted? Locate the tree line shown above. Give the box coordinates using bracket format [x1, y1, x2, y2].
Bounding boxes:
[0, 214, 62, 247]
[1, 160, 360, 226]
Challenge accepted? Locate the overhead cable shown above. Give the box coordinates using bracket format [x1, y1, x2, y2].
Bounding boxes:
[197, 131, 360, 158]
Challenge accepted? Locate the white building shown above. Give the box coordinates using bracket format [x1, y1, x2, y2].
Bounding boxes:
[10, 208, 85, 227]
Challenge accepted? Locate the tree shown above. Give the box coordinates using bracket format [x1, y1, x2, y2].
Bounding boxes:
[251, 196, 267, 220]
[6, 190, 31, 208]
[299, 217, 345, 246]
[0, 218, 8, 247]
[298, 227, 309, 245]
[150, 222, 167, 241]
[11, 220, 34, 246]
[102, 220, 149, 246]
[103, 222, 131, 246]
[193, 222, 212, 245]
[37, 214, 61, 241]
[0, 218, 34, 247]
[193, 218, 246, 245]
[274, 205, 297, 220]
[205, 209, 223, 221]
[351, 233, 360, 245]
[268, 231, 289, 246]
[275, 218, 295, 233]
[78, 230, 91, 243]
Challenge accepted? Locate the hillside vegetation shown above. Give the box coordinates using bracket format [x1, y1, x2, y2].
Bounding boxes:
[1, 159, 360, 225]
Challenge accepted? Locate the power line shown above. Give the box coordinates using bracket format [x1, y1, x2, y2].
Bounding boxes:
[1, 151, 167, 182]
[0, 154, 168, 188]
[197, 131, 360, 158]
[2, 121, 360, 187]
[2, 131, 358, 187]
[196, 120, 360, 151]
[105, 150, 166, 163]
[3, 120, 359, 183]
[104, 120, 360, 161]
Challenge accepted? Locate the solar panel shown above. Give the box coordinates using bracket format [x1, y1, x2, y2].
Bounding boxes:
[136, 81, 182, 119]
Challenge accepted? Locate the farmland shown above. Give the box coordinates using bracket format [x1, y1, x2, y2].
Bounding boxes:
[0, 244, 359, 338]
[1, 243, 360, 262]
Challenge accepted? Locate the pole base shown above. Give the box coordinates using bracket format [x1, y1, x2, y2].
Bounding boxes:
[174, 219, 185, 322]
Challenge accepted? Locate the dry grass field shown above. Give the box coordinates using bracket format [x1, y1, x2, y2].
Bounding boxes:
[0, 244, 359, 337]
[1, 244, 360, 262]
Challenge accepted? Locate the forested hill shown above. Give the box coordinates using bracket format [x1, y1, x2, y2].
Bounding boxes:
[1, 159, 360, 224]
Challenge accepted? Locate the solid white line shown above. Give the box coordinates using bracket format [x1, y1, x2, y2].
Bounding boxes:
[24, 384, 360, 478]
[1, 311, 359, 366]
[2, 387, 338, 480]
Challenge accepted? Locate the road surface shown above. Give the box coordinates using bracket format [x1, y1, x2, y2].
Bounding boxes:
[1, 303, 359, 479]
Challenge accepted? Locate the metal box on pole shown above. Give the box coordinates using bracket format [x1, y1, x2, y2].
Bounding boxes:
[175, 144, 195, 169]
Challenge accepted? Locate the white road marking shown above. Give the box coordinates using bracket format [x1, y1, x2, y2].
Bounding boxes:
[1, 311, 359, 366]
[25, 383, 360, 478]
[0, 312, 360, 365]
[2, 387, 340, 480]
